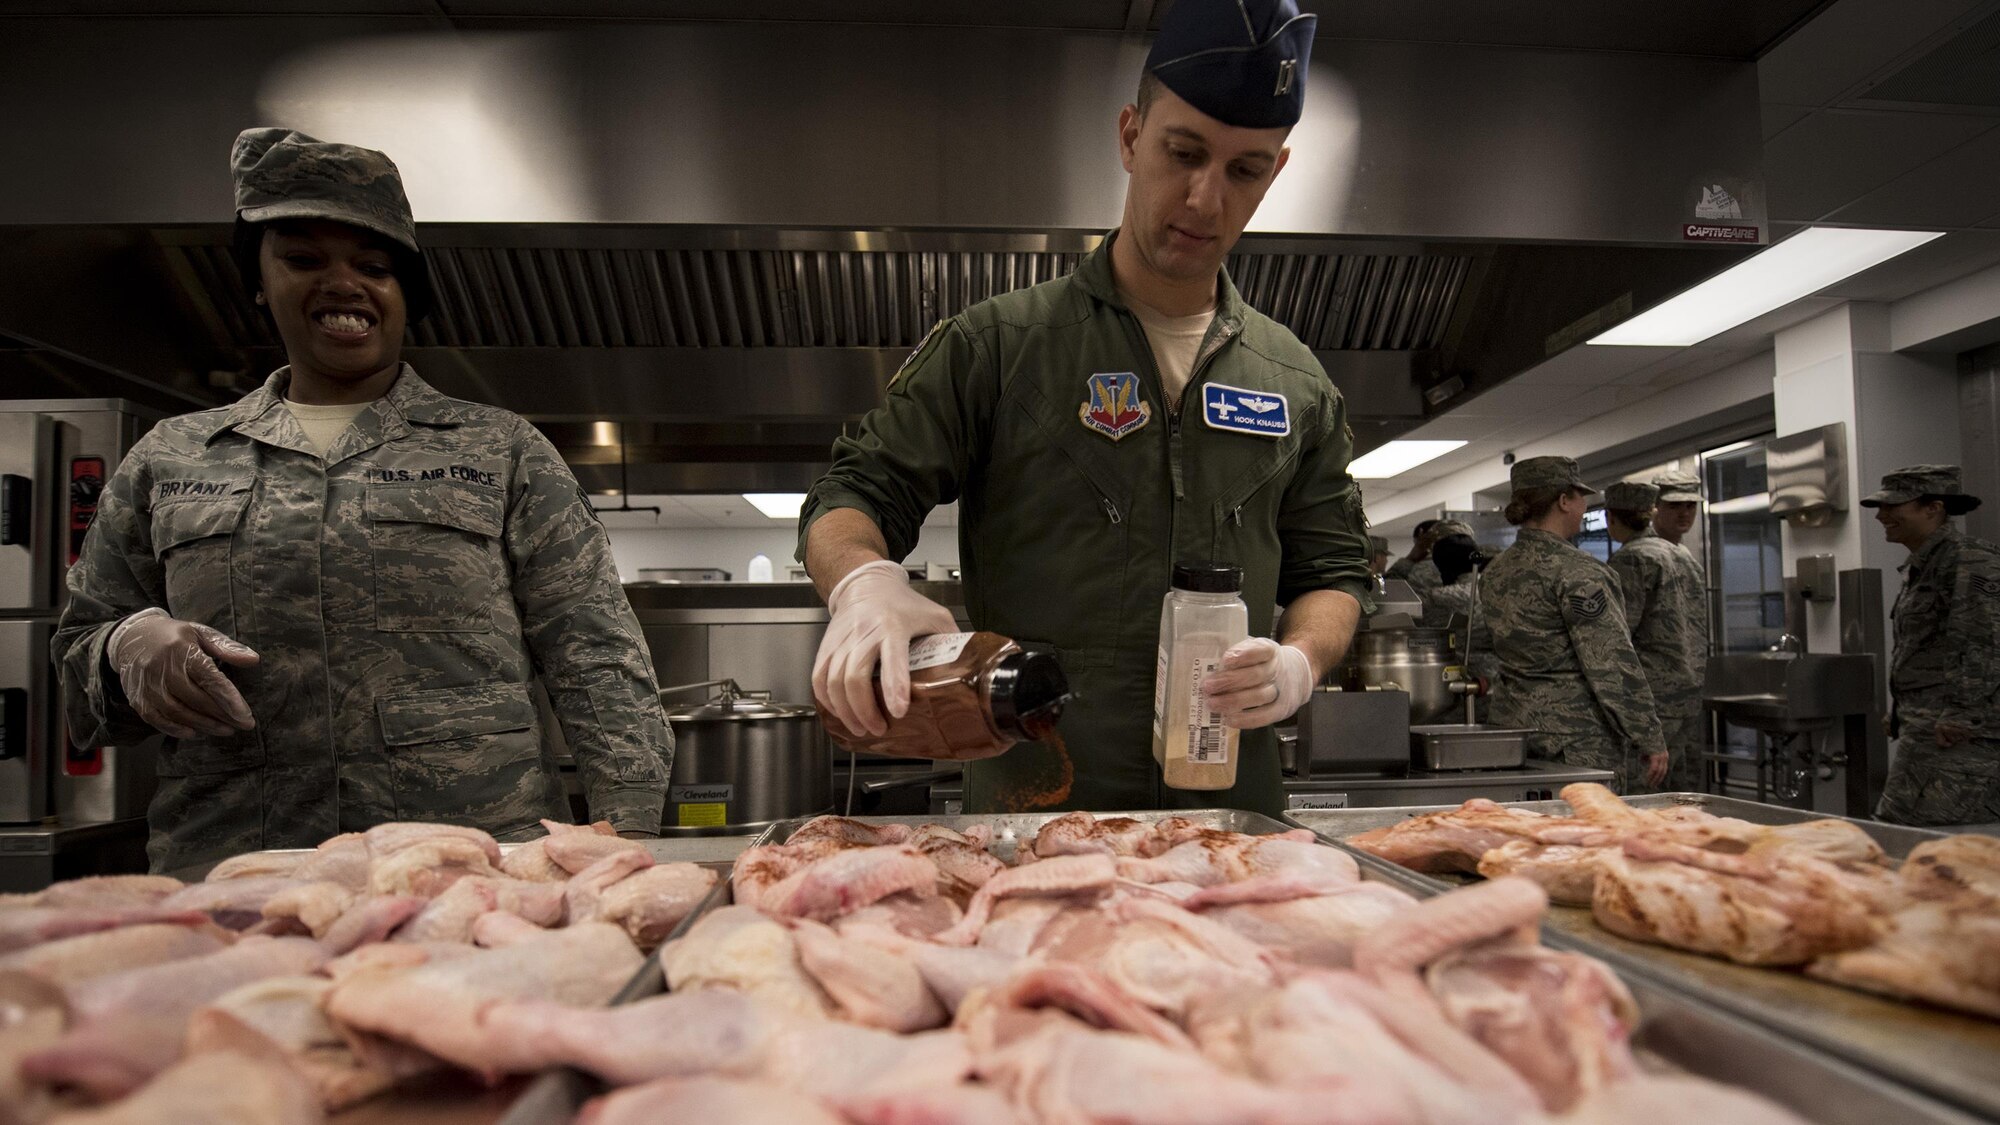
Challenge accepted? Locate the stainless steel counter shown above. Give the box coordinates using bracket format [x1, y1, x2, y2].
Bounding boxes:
[1283, 760, 1616, 809]
[0, 818, 149, 893]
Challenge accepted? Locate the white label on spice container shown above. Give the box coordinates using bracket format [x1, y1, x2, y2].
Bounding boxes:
[908, 632, 974, 671]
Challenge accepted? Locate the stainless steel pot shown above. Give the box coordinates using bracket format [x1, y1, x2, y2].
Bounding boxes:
[660, 681, 831, 836]
[1336, 628, 1463, 726]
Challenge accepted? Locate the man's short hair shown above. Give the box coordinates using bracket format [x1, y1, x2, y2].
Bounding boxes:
[1412, 519, 1440, 542]
[1136, 71, 1163, 119]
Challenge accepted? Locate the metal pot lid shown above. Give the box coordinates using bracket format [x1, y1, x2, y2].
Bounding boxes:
[664, 698, 818, 722]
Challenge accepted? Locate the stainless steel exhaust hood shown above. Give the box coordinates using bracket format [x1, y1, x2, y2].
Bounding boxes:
[0, 10, 1776, 489]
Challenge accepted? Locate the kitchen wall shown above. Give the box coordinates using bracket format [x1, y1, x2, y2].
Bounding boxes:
[604, 524, 961, 583]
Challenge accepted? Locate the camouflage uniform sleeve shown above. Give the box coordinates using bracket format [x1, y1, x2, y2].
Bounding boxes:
[1404, 559, 1443, 599]
[1385, 557, 1413, 583]
[1607, 547, 1657, 632]
[505, 423, 670, 833]
[1944, 541, 2000, 733]
[1557, 566, 1669, 758]
[1273, 388, 1373, 606]
[51, 436, 165, 748]
[797, 317, 993, 564]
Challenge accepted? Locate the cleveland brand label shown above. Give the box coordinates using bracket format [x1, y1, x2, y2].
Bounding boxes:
[670, 784, 733, 803]
[908, 632, 973, 672]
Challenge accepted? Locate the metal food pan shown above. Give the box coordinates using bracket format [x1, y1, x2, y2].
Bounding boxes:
[1290, 796, 2000, 1122]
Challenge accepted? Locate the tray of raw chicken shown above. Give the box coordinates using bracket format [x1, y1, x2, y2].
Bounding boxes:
[1303, 785, 2000, 1122]
[484, 808, 1975, 1125]
[0, 820, 722, 1124]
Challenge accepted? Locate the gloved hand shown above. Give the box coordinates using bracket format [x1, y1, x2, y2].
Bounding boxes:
[1204, 638, 1315, 730]
[812, 560, 960, 738]
[107, 608, 260, 740]
[1643, 751, 1670, 788]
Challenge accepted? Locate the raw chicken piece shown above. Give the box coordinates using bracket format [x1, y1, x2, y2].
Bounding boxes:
[204, 852, 309, 882]
[1898, 834, 2000, 898]
[834, 891, 964, 939]
[9, 877, 185, 912]
[932, 855, 1116, 946]
[20, 935, 329, 1101]
[788, 816, 915, 849]
[186, 976, 414, 1110]
[0, 971, 67, 1123]
[1033, 898, 1277, 1022]
[960, 961, 1196, 1050]
[1563, 1074, 1810, 1125]
[394, 877, 566, 943]
[788, 917, 947, 1032]
[833, 1084, 1024, 1125]
[0, 907, 208, 956]
[1559, 782, 1658, 829]
[1807, 895, 2000, 1018]
[1113, 835, 1358, 888]
[972, 899, 1079, 957]
[756, 844, 940, 922]
[361, 822, 502, 866]
[1592, 834, 1894, 965]
[562, 849, 656, 925]
[979, 1020, 1325, 1125]
[37, 1045, 323, 1125]
[1183, 878, 1418, 968]
[1023, 813, 1157, 861]
[322, 922, 641, 1076]
[543, 831, 650, 876]
[1347, 799, 1618, 875]
[290, 835, 370, 891]
[908, 833, 1007, 903]
[660, 905, 832, 1018]
[1476, 840, 1609, 906]
[1186, 974, 1508, 1125]
[470, 911, 549, 948]
[578, 1076, 845, 1125]
[366, 838, 497, 898]
[733, 838, 871, 908]
[1356, 876, 1549, 992]
[321, 941, 479, 983]
[497, 819, 616, 882]
[316, 895, 425, 955]
[158, 877, 306, 930]
[0, 925, 226, 988]
[1425, 943, 1639, 1112]
[257, 882, 357, 938]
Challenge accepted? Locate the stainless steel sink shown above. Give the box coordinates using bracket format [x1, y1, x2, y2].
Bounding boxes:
[1701, 652, 1877, 733]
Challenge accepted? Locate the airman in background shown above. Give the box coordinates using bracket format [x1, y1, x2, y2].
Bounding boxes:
[1605, 480, 1707, 793]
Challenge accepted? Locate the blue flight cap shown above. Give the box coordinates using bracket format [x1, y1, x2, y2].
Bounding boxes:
[1146, 0, 1318, 129]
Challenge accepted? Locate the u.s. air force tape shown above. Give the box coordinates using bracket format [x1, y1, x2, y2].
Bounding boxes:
[1566, 589, 1609, 621]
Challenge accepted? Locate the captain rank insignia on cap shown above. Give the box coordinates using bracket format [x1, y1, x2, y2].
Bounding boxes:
[1080, 372, 1152, 441]
[1203, 384, 1290, 438]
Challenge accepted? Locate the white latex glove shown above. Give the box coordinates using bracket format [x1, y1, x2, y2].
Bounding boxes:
[107, 608, 261, 740]
[812, 560, 960, 738]
[1643, 751, 1670, 789]
[1203, 638, 1315, 730]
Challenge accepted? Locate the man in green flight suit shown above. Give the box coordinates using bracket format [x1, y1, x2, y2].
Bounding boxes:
[797, 0, 1371, 818]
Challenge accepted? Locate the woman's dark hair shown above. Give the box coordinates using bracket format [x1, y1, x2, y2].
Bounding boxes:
[1432, 534, 1487, 583]
[1504, 485, 1569, 526]
[231, 218, 435, 324]
[1606, 507, 1652, 533]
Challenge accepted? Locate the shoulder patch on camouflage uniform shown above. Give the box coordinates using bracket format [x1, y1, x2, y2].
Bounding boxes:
[1566, 588, 1609, 620]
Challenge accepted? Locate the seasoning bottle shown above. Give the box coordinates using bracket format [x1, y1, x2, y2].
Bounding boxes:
[1153, 563, 1248, 790]
[820, 631, 1069, 761]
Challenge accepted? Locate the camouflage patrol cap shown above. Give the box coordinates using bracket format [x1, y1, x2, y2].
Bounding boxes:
[231, 128, 420, 253]
[1859, 465, 1982, 514]
[1509, 456, 1597, 495]
[1603, 481, 1659, 510]
[1652, 469, 1702, 504]
[1430, 519, 1477, 541]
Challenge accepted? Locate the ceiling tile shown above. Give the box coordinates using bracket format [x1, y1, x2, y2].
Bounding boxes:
[1824, 124, 2000, 228]
[1762, 103, 1813, 141]
[1757, 0, 1988, 108]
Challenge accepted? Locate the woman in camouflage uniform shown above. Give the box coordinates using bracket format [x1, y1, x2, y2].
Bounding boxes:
[53, 130, 672, 872]
[1481, 457, 1669, 792]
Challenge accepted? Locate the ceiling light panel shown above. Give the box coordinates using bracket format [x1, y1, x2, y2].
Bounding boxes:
[1348, 440, 1468, 479]
[742, 493, 808, 519]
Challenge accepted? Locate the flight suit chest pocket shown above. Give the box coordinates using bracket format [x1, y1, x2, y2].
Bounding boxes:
[366, 484, 506, 632]
[150, 491, 252, 634]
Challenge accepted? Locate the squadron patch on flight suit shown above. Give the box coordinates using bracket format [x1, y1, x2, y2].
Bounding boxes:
[1079, 372, 1153, 441]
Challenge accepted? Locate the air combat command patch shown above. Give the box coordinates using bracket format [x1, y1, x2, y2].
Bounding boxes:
[1080, 372, 1152, 441]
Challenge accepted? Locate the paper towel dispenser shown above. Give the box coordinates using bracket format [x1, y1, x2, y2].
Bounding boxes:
[1767, 423, 1848, 527]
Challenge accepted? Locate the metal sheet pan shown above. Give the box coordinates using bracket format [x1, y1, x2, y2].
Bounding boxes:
[1288, 795, 2000, 1122]
[501, 807, 1987, 1125]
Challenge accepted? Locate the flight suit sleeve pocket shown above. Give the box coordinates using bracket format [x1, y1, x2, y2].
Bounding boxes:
[378, 682, 536, 747]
